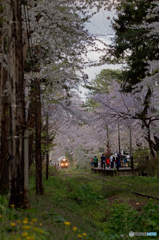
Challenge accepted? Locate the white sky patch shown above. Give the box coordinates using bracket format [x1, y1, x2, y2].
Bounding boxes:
[83, 7, 122, 82]
[86, 7, 115, 37]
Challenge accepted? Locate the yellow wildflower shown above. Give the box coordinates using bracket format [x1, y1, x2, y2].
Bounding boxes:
[31, 218, 37, 222]
[17, 238, 21, 240]
[26, 237, 31, 240]
[0, 215, 2, 218]
[30, 222, 33, 225]
[83, 233, 87, 236]
[30, 236, 35, 240]
[22, 225, 30, 229]
[39, 230, 43, 233]
[23, 220, 28, 224]
[11, 204, 15, 208]
[39, 223, 42, 226]
[21, 232, 28, 237]
[33, 227, 37, 231]
[64, 221, 71, 226]
[10, 222, 16, 227]
[78, 235, 83, 238]
[73, 226, 77, 231]
[17, 220, 21, 224]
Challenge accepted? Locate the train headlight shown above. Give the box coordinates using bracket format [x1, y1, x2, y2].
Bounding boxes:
[66, 163, 68, 166]
[61, 163, 63, 166]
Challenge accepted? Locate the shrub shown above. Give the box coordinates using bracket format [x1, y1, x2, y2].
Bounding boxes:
[137, 156, 159, 177]
[43, 165, 60, 176]
[67, 184, 98, 204]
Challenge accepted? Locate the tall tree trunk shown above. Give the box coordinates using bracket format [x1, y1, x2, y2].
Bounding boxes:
[0, 4, 3, 192]
[0, 2, 9, 194]
[146, 126, 155, 158]
[0, 70, 9, 194]
[7, 0, 28, 207]
[27, 81, 36, 168]
[35, 78, 43, 195]
[106, 125, 110, 157]
[0, 1, 3, 158]
[46, 113, 49, 180]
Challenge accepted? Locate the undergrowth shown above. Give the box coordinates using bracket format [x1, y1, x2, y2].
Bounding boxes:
[1, 168, 159, 239]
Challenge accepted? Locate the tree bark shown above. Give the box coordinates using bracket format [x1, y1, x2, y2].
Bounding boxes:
[0, 2, 3, 157]
[145, 126, 155, 158]
[0, 4, 8, 194]
[46, 113, 49, 180]
[0, 2, 10, 194]
[35, 78, 43, 195]
[7, 0, 28, 207]
[0, 70, 10, 194]
[106, 125, 110, 158]
[27, 81, 36, 168]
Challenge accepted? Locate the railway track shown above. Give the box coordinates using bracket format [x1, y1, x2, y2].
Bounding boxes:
[66, 169, 159, 201]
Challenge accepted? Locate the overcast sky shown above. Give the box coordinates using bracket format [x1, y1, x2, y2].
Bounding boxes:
[79, 7, 123, 98]
[84, 7, 122, 80]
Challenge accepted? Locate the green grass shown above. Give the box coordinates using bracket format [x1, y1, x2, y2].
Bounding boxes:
[1, 168, 159, 239]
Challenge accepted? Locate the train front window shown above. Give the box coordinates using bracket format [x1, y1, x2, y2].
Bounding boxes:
[61, 159, 67, 163]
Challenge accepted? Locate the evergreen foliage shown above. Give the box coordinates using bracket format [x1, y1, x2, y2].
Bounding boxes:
[85, 68, 122, 94]
[110, 0, 159, 92]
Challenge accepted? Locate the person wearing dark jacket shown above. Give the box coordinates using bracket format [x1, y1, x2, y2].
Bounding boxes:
[100, 154, 106, 169]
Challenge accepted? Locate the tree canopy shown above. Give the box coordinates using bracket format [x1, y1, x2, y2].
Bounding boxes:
[109, 0, 159, 92]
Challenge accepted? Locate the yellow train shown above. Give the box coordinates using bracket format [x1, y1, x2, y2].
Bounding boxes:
[60, 158, 69, 168]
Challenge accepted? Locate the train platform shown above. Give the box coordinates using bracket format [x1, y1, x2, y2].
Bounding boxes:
[91, 167, 139, 177]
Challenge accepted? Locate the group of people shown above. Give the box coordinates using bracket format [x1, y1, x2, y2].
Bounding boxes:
[91, 153, 127, 169]
[100, 153, 116, 169]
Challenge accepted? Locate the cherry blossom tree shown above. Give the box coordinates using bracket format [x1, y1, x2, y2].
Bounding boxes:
[88, 78, 159, 157]
[22, 0, 110, 192]
[46, 92, 104, 166]
[96, 0, 159, 157]
[128, 1, 159, 156]
[0, 0, 123, 199]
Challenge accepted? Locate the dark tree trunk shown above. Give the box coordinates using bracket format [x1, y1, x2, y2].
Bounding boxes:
[0, 70, 10, 194]
[153, 135, 159, 153]
[145, 131, 155, 158]
[27, 81, 36, 168]
[7, 0, 28, 208]
[46, 113, 49, 180]
[35, 78, 43, 195]
[144, 125, 159, 177]
[0, 2, 9, 194]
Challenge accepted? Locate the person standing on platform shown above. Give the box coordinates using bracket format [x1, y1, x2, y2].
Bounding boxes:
[97, 157, 98, 168]
[106, 157, 110, 168]
[100, 154, 106, 169]
[91, 157, 94, 167]
[110, 153, 114, 168]
[126, 154, 130, 162]
[123, 156, 127, 166]
[93, 156, 98, 168]
[117, 153, 121, 167]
